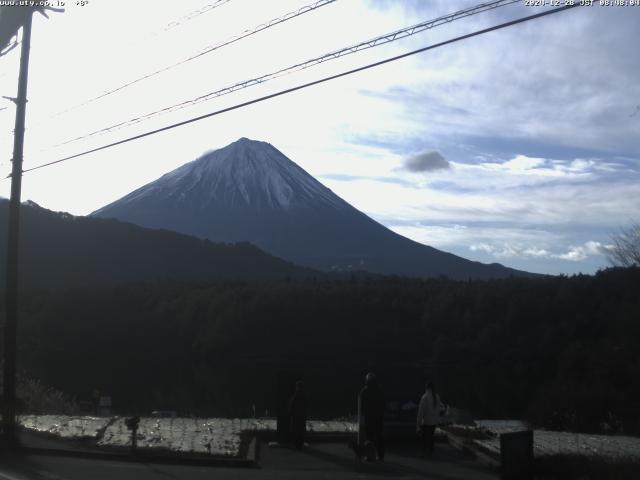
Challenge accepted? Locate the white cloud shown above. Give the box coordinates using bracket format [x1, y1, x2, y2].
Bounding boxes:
[390, 224, 561, 250]
[469, 243, 552, 259]
[468, 240, 610, 263]
[386, 222, 613, 273]
[475, 155, 568, 179]
[323, 160, 640, 228]
[556, 241, 610, 262]
[499, 155, 546, 172]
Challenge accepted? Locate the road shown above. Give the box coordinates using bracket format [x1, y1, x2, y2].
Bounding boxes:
[0, 442, 498, 480]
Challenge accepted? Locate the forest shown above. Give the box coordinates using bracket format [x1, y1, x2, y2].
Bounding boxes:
[5, 266, 640, 435]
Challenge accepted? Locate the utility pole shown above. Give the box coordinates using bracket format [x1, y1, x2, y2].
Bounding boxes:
[2, 10, 33, 446]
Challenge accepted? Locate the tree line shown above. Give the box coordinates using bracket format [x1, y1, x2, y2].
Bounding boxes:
[5, 267, 639, 434]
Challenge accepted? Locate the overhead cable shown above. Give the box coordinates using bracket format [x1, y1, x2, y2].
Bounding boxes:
[162, 0, 233, 31]
[53, 0, 521, 147]
[14, 4, 579, 177]
[48, 0, 337, 120]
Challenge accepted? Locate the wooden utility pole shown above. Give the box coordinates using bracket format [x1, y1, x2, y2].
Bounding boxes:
[2, 10, 33, 446]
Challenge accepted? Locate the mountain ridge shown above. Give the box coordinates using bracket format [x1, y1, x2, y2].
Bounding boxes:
[0, 199, 314, 289]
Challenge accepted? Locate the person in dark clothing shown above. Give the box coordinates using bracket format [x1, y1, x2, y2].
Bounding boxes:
[359, 372, 385, 461]
[289, 380, 307, 449]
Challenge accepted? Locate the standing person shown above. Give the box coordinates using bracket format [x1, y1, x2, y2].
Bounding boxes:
[416, 381, 446, 457]
[289, 380, 307, 449]
[359, 372, 385, 461]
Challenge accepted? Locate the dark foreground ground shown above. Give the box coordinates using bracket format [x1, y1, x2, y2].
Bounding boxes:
[0, 440, 498, 480]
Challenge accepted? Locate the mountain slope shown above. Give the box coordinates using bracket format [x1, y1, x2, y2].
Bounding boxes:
[93, 138, 532, 280]
[0, 200, 312, 289]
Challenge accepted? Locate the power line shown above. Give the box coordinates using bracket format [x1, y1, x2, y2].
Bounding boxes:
[16, 4, 579, 177]
[47, 0, 337, 121]
[162, 0, 232, 31]
[53, 0, 521, 148]
[0, 1, 233, 142]
[0, 38, 19, 57]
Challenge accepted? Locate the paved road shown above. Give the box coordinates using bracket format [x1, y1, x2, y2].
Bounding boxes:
[0, 442, 498, 480]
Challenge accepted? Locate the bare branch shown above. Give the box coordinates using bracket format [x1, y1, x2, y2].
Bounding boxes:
[608, 223, 640, 267]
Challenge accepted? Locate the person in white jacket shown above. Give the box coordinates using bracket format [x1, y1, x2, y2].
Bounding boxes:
[416, 381, 445, 456]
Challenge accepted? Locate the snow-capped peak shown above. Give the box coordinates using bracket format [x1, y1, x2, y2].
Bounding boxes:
[113, 138, 347, 211]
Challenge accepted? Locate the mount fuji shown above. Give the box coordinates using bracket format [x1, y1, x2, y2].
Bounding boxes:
[92, 138, 530, 279]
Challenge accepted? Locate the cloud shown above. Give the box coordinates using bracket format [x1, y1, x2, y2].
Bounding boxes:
[500, 155, 546, 172]
[556, 241, 611, 262]
[477, 154, 566, 178]
[469, 240, 610, 263]
[349, 6, 640, 156]
[384, 221, 613, 274]
[323, 163, 640, 228]
[469, 243, 552, 259]
[390, 223, 561, 249]
[403, 151, 450, 173]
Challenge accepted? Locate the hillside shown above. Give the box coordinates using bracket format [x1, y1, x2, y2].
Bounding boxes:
[0, 199, 313, 288]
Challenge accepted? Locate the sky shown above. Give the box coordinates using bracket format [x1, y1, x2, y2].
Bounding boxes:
[0, 0, 638, 275]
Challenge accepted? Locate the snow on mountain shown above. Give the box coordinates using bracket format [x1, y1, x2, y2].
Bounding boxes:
[98, 138, 346, 213]
[92, 138, 533, 279]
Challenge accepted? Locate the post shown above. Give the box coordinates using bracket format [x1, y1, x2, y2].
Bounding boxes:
[500, 430, 534, 480]
[125, 416, 140, 455]
[2, 11, 33, 446]
[276, 370, 302, 445]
